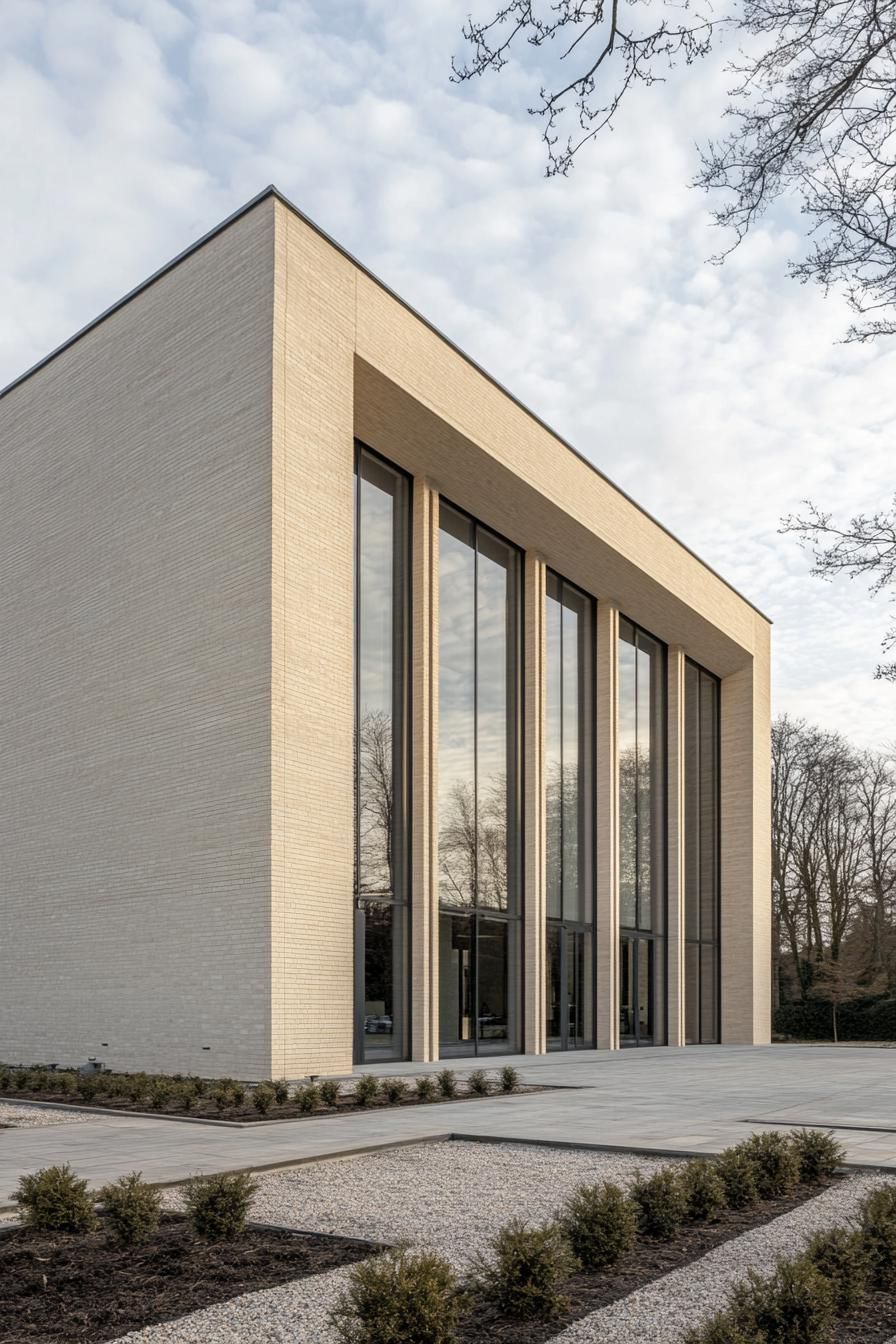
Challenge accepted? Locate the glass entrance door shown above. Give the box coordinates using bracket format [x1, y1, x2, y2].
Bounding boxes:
[547, 925, 593, 1050]
[619, 936, 655, 1046]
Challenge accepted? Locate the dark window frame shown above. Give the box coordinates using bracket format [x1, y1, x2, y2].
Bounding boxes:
[353, 441, 412, 1064]
[545, 568, 597, 1050]
[436, 497, 524, 1056]
[618, 615, 668, 1047]
[684, 657, 722, 1045]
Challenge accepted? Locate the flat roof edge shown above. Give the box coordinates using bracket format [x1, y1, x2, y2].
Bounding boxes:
[0, 183, 771, 625]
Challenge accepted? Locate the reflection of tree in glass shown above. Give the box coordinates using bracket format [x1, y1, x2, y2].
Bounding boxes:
[619, 746, 651, 924]
[546, 761, 581, 907]
[357, 709, 393, 895]
[439, 774, 508, 908]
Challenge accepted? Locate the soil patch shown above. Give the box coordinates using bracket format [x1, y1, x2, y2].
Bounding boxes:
[836, 1288, 896, 1341]
[0, 1214, 378, 1343]
[459, 1177, 843, 1343]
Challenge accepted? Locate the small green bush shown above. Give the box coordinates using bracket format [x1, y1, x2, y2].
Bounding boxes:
[149, 1080, 172, 1111]
[184, 1171, 258, 1240]
[99, 1171, 161, 1246]
[472, 1218, 577, 1321]
[14, 1068, 32, 1090]
[499, 1065, 520, 1094]
[332, 1246, 462, 1344]
[230, 1083, 246, 1106]
[29, 1070, 47, 1091]
[354, 1075, 381, 1107]
[190, 1076, 207, 1098]
[789, 1130, 843, 1183]
[273, 1078, 290, 1104]
[297, 1084, 321, 1113]
[252, 1084, 276, 1115]
[0, 1066, 12, 1091]
[16, 1163, 98, 1233]
[127, 1073, 150, 1104]
[320, 1079, 341, 1107]
[860, 1185, 896, 1287]
[384, 1078, 409, 1105]
[631, 1168, 687, 1240]
[738, 1133, 801, 1199]
[437, 1069, 457, 1099]
[729, 1256, 835, 1343]
[684, 1313, 763, 1344]
[467, 1070, 490, 1096]
[803, 1226, 870, 1314]
[77, 1074, 102, 1103]
[558, 1181, 636, 1271]
[682, 1159, 727, 1223]
[175, 1084, 195, 1112]
[54, 1071, 77, 1096]
[212, 1086, 232, 1114]
[714, 1147, 759, 1209]
[413, 1075, 435, 1102]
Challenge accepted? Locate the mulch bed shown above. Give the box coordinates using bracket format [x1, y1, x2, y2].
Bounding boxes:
[0, 1214, 378, 1343]
[1, 1086, 545, 1123]
[837, 1289, 896, 1341]
[459, 1176, 843, 1343]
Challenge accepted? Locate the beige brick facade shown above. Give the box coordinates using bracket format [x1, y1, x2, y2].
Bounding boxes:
[0, 189, 771, 1079]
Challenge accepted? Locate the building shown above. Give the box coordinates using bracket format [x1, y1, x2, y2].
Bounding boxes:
[0, 188, 771, 1081]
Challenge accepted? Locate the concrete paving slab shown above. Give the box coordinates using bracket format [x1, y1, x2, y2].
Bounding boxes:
[2, 1045, 895, 1205]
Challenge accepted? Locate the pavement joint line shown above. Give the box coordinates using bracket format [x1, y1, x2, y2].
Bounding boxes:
[743, 1117, 896, 1136]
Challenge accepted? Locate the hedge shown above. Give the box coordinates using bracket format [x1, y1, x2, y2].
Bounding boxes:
[774, 995, 896, 1042]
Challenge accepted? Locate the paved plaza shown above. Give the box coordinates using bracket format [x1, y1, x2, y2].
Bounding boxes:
[2, 1045, 894, 1206]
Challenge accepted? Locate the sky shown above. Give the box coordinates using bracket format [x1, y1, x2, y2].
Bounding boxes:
[2, 0, 894, 747]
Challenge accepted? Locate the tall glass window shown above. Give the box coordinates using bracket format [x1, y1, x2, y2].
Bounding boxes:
[545, 573, 595, 1050]
[684, 660, 720, 1044]
[618, 618, 666, 1045]
[353, 446, 409, 1063]
[438, 504, 521, 1055]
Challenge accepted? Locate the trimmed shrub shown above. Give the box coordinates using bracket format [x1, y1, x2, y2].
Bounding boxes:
[557, 1181, 636, 1271]
[77, 1074, 102, 1103]
[320, 1079, 341, 1107]
[184, 1171, 258, 1241]
[499, 1065, 520, 1094]
[190, 1076, 207, 1098]
[467, 1070, 490, 1096]
[332, 1246, 462, 1344]
[29, 1070, 47, 1092]
[99, 1171, 161, 1246]
[681, 1159, 727, 1223]
[273, 1079, 290, 1105]
[415, 1075, 437, 1102]
[630, 1168, 687, 1240]
[252, 1084, 276, 1115]
[16, 1163, 98, 1233]
[738, 1133, 801, 1199]
[212, 1086, 232, 1114]
[230, 1083, 246, 1107]
[354, 1075, 381, 1108]
[14, 1068, 32, 1090]
[297, 1084, 321, 1113]
[803, 1226, 870, 1314]
[149, 1080, 172, 1111]
[860, 1185, 896, 1287]
[0, 1066, 12, 1091]
[728, 1256, 835, 1343]
[789, 1130, 843, 1183]
[175, 1084, 196, 1112]
[126, 1073, 150, 1104]
[384, 1078, 409, 1105]
[54, 1071, 77, 1096]
[714, 1147, 760, 1209]
[473, 1218, 577, 1321]
[684, 1313, 763, 1344]
[436, 1069, 457, 1099]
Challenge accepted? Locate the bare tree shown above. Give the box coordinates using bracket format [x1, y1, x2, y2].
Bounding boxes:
[452, 0, 896, 340]
[780, 497, 896, 680]
[358, 709, 394, 895]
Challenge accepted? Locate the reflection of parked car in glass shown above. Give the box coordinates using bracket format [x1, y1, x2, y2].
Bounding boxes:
[364, 1014, 393, 1034]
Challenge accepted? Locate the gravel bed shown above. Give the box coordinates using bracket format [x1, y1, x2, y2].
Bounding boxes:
[121, 1141, 666, 1342]
[163, 1139, 667, 1269]
[0, 1100, 89, 1128]
[551, 1171, 891, 1343]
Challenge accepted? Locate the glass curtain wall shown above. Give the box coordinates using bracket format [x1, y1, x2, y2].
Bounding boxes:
[353, 446, 410, 1063]
[684, 660, 721, 1044]
[438, 504, 522, 1055]
[545, 573, 596, 1050]
[618, 619, 667, 1045]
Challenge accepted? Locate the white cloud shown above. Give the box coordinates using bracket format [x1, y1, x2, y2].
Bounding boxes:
[1, 0, 894, 745]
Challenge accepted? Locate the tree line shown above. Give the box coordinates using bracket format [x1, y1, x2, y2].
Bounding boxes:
[773, 714, 896, 1037]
